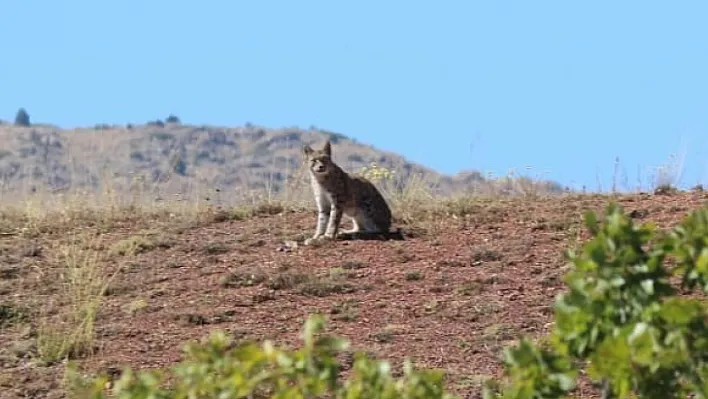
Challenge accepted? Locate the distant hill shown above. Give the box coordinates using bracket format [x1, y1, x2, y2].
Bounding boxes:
[0, 121, 564, 204]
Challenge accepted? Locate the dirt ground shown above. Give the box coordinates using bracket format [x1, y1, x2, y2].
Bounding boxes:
[1, 192, 706, 398]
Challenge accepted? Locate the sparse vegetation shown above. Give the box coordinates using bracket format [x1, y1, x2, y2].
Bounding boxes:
[330, 299, 360, 322]
[298, 276, 358, 297]
[109, 235, 156, 256]
[340, 260, 367, 270]
[1, 121, 706, 398]
[405, 270, 423, 281]
[203, 242, 229, 255]
[370, 329, 395, 343]
[36, 235, 118, 364]
[123, 299, 148, 316]
[219, 267, 269, 288]
[0, 303, 29, 327]
[455, 280, 485, 296]
[265, 271, 312, 290]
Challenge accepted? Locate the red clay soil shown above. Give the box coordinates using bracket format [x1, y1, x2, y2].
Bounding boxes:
[1, 192, 707, 399]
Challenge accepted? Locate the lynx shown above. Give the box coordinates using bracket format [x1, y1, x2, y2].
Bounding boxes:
[303, 140, 393, 243]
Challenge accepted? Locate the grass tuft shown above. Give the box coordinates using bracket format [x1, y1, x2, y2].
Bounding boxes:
[36, 234, 118, 364]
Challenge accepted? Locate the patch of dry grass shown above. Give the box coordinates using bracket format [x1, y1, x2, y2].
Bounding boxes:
[36, 234, 120, 364]
[109, 235, 156, 257]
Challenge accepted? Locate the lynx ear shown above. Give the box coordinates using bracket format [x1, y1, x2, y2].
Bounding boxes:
[322, 140, 332, 157]
[303, 145, 314, 157]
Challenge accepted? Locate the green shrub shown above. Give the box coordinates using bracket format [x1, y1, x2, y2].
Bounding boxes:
[485, 203, 708, 398]
[71, 316, 456, 398]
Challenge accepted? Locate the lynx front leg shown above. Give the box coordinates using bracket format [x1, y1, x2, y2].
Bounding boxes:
[324, 201, 343, 240]
[313, 209, 329, 239]
[305, 199, 330, 246]
[312, 195, 330, 239]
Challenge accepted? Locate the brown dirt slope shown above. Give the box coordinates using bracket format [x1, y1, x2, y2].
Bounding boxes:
[1, 192, 706, 398]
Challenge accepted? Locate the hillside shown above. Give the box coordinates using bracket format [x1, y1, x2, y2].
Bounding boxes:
[1, 191, 706, 398]
[0, 122, 564, 205]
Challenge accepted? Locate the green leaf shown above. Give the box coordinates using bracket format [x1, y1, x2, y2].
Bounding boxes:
[640, 279, 654, 295]
[659, 298, 706, 326]
[696, 248, 708, 275]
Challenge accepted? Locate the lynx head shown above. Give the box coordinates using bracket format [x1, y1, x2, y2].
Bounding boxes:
[303, 140, 333, 176]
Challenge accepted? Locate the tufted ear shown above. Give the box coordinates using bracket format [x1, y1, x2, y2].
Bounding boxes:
[303, 145, 314, 157]
[322, 140, 332, 157]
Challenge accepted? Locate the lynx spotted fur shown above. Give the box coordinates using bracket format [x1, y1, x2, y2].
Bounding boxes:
[303, 140, 393, 243]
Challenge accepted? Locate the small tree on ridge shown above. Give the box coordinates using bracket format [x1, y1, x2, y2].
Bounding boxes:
[14, 108, 30, 126]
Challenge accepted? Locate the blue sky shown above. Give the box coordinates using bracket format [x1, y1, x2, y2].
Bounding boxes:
[2, 1, 707, 191]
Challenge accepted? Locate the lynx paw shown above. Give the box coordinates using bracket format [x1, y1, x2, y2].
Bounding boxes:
[304, 235, 333, 246]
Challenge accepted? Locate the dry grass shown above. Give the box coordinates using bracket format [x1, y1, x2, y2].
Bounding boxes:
[36, 234, 119, 364]
[0, 156, 566, 245]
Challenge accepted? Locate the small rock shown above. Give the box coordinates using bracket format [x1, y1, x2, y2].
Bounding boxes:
[277, 240, 299, 252]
